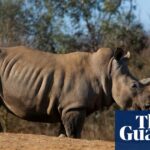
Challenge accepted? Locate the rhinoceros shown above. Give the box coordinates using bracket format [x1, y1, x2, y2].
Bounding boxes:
[0, 46, 149, 138]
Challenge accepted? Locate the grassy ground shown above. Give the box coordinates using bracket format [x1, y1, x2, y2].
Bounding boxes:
[0, 133, 115, 150]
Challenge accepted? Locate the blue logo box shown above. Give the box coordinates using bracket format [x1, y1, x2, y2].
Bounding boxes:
[115, 111, 150, 150]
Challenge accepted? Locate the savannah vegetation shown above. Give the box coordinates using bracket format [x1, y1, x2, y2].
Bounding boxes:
[0, 0, 150, 140]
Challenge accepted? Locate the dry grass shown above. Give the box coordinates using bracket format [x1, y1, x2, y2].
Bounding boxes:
[0, 133, 114, 150]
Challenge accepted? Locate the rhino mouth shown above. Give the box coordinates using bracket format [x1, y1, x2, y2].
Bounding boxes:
[133, 102, 150, 110]
[129, 103, 141, 110]
[144, 104, 150, 110]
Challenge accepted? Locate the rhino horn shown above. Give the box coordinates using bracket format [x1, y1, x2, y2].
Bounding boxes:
[140, 78, 150, 85]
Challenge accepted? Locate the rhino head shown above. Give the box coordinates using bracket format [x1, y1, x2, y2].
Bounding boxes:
[109, 48, 150, 110]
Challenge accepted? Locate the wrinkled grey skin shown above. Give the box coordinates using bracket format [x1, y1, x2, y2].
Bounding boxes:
[0, 46, 149, 138]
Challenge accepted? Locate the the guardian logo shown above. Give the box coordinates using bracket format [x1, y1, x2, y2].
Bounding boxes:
[115, 111, 150, 150]
[120, 114, 150, 141]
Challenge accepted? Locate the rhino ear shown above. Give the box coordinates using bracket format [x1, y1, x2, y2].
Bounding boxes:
[114, 48, 124, 61]
[123, 51, 130, 60]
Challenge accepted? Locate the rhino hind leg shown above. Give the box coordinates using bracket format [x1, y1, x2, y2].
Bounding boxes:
[62, 109, 86, 138]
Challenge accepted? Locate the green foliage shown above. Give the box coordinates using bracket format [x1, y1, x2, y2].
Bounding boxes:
[0, 0, 26, 46]
[0, 0, 147, 53]
[101, 23, 148, 53]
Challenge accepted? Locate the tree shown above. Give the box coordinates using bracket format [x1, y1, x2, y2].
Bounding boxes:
[0, 0, 147, 53]
[0, 0, 28, 46]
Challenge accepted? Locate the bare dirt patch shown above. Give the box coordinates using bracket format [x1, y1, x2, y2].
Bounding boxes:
[0, 133, 114, 150]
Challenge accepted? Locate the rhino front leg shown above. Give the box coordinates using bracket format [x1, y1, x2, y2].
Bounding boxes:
[62, 109, 86, 138]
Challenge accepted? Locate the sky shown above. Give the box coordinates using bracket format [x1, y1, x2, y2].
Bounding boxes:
[136, 0, 150, 31]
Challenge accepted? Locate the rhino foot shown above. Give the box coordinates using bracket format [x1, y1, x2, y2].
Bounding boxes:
[59, 134, 66, 138]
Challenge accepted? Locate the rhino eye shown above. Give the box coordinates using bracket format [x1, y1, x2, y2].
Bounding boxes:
[131, 82, 139, 89]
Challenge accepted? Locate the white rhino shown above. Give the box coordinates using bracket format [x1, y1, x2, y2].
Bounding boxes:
[0, 46, 149, 138]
